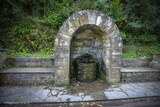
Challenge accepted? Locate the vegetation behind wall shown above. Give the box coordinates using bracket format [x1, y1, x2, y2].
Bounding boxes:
[0, 0, 160, 58]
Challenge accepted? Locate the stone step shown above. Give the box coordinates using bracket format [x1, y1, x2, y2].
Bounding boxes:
[121, 68, 160, 82]
[0, 68, 55, 86]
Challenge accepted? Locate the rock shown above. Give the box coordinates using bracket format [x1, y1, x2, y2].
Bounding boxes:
[151, 53, 160, 69]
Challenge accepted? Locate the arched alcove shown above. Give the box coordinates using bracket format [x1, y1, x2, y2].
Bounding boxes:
[70, 25, 105, 80]
[54, 10, 122, 86]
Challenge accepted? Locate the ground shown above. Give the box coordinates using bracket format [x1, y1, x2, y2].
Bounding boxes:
[0, 82, 160, 107]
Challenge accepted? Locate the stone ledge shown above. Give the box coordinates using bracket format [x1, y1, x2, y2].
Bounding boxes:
[121, 68, 160, 73]
[0, 68, 54, 74]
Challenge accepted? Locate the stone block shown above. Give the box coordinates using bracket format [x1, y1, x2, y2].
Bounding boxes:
[151, 53, 160, 69]
[153, 53, 160, 61]
[0, 49, 7, 65]
[151, 62, 160, 69]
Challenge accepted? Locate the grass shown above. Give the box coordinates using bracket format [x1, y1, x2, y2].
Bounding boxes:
[6, 43, 160, 59]
[7, 50, 54, 58]
[123, 43, 160, 60]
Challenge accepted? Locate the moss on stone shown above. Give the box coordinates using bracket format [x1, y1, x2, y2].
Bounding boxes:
[77, 62, 97, 82]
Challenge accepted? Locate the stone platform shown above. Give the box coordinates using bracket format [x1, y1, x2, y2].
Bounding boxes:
[121, 68, 160, 82]
[0, 82, 160, 105]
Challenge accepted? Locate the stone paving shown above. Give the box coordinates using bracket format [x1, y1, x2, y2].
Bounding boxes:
[0, 82, 160, 104]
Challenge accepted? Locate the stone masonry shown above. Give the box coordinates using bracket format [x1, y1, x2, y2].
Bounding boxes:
[0, 68, 54, 86]
[54, 10, 122, 86]
[121, 68, 160, 82]
[151, 53, 160, 69]
[0, 49, 7, 65]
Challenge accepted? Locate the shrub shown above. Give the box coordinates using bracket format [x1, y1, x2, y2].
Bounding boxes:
[9, 18, 55, 53]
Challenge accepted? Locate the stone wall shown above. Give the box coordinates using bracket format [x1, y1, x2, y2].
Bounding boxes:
[70, 25, 104, 77]
[71, 25, 103, 61]
[151, 53, 160, 69]
[121, 72, 160, 82]
[0, 49, 7, 65]
[121, 68, 160, 82]
[6, 57, 54, 67]
[123, 58, 150, 67]
[0, 72, 54, 86]
[3, 57, 150, 68]
[54, 10, 122, 86]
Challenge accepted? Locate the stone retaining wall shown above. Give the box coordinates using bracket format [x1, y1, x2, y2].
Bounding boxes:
[0, 73, 54, 86]
[0, 49, 7, 65]
[4, 57, 150, 68]
[6, 57, 54, 67]
[0, 68, 55, 86]
[151, 53, 160, 69]
[123, 58, 150, 67]
[121, 72, 160, 82]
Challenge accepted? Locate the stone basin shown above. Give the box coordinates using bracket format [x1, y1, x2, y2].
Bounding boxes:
[76, 59, 98, 82]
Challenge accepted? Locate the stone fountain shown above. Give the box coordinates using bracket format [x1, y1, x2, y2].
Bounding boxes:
[54, 10, 122, 86]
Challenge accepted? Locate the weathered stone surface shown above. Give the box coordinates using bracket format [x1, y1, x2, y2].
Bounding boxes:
[54, 10, 122, 86]
[0, 82, 160, 103]
[153, 53, 160, 61]
[151, 53, 160, 69]
[77, 62, 97, 82]
[70, 25, 104, 67]
[0, 68, 54, 86]
[75, 54, 98, 82]
[151, 61, 160, 69]
[123, 58, 150, 67]
[6, 57, 54, 67]
[121, 68, 160, 82]
[0, 49, 7, 65]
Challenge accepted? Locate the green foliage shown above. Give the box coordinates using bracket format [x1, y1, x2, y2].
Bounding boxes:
[109, 0, 126, 23]
[121, 32, 136, 44]
[123, 44, 160, 59]
[43, 5, 79, 28]
[9, 18, 55, 53]
[121, 32, 159, 45]
[95, 0, 126, 26]
[123, 0, 160, 35]
[136, 35, 158, 44]
[0, 65, 9, 71]
[7, 50, 53, 58]
[0, 0, 80, 53]
[0, 0, 160, 58]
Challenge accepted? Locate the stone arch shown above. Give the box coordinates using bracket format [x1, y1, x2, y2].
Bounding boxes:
[54, 10, 122, 86]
